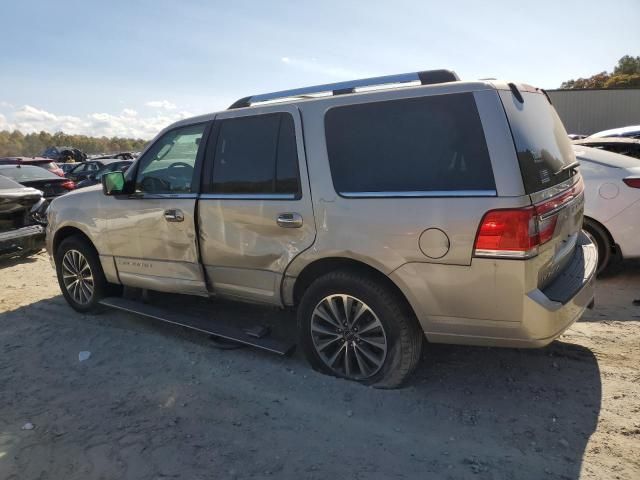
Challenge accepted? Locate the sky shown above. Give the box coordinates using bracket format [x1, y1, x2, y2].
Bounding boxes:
[1, 0, 638, 139]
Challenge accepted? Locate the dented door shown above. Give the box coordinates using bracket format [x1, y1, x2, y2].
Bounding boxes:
[198, 105, 315, 305]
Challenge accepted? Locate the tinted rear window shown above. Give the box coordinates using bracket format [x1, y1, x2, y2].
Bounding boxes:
[324, 93, 495, 195]
[499, 91, 576, 193]
[0, 166, 58, 182]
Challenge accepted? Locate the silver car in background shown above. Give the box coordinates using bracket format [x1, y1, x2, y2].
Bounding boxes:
[575, 145, 640, 272]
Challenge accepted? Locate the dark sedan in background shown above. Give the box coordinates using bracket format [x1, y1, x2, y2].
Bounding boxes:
[0, 165, 75, 200]
[75, 159, 133, 188]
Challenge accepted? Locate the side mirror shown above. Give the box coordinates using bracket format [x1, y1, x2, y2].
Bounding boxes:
[102, 171, 126, 195]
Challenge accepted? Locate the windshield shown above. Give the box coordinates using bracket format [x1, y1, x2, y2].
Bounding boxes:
[499, 91, 577, 193]
[0, 166, 59, 182]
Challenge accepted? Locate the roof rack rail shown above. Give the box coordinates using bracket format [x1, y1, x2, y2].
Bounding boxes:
[228, 69, 459, 109]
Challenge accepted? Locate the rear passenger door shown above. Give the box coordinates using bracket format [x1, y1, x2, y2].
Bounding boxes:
[198, 105, 315, 305]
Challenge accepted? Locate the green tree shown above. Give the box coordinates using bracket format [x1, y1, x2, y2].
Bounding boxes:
[560, 55, 640, 89]
[0, 130, 148, 157]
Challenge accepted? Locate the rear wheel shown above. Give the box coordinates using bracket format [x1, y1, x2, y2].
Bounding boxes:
[583, 219, 612, 275]
[298, 270, 423, 388]
[55, 236, 112, 312]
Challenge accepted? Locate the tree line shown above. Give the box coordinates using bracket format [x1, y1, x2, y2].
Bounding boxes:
[560, 55, 640, 89]
[0, 130, 148, 157]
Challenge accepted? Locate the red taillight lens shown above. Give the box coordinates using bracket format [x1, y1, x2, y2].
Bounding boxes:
[475, 208, 539, 256]
[623, 177, 640, 189]
[61, 181, 76, 190]
[474, 177, 584, 259]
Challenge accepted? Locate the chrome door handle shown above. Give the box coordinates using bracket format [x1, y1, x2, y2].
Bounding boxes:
[164, 209, 184, 222]
[277, 212, 303, 228]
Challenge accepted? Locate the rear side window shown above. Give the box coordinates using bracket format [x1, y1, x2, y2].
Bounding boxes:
[210, 113, 300, 196]
[324, 93, 495, 195]
[499, 91, 576, 193]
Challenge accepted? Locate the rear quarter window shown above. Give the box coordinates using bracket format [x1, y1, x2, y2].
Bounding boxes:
[324, 93, 495, 195]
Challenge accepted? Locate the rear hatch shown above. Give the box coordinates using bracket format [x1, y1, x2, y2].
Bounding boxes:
[498, 88, 584, 289]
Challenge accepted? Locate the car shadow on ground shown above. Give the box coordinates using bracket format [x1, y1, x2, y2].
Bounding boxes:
[0, 293, 601, 479]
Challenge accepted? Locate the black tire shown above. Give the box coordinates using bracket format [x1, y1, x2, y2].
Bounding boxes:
[55, 236, 112, 313]
[583, 219, 612, 275]
[298, 270, 423, 389]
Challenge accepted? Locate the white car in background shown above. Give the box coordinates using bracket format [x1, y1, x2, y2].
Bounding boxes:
[589, 125, 640, 139]
[575, 145, 640, 273]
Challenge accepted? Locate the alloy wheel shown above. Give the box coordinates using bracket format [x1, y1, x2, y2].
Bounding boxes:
[61, 249, 94, 305]
[310, 294, 388, 380]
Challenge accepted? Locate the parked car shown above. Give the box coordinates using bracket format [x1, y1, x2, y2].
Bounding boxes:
[589, 125, 640, 139]
[41, 146, 87, 163]
[46, 70, 596, 387]
[575, 145, 640, 273]
[0, 156, 65, 177]
[0, 175, 46, 259]
[572, 137, 640, 160]
[89, 152, 136, 161]
[65, 160, 107, 183]
[0, 165, 75, 200]
[57, 162, 79, 174]
[75, 160, 133, 188]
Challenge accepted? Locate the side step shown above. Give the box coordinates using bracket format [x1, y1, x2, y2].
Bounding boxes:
[99, 296, 295, 355]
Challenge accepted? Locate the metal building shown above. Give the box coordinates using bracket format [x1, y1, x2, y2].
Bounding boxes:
[546, 88, 640, 135]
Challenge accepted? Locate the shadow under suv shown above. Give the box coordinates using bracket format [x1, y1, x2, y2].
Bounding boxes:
[46, 69, 597, 388]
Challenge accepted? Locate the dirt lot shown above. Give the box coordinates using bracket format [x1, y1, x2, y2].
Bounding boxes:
[0, 253, 638, 480]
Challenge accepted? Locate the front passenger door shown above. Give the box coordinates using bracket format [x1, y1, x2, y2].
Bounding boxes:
[104, 122, 210, 295]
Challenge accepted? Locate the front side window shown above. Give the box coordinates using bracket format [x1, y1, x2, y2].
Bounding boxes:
[324, 93, 495, 195]
[210, 113, 300, 196]
[135, 123, 206, 194]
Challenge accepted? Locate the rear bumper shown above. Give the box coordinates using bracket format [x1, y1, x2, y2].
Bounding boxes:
[519, 231, 597, 346]
[390, 231, 597, 348]
[0, 225, 46, 259]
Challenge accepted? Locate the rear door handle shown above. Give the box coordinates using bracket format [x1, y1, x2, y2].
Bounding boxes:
[164, 209, 184, 222]
[277, 212, 303, 228]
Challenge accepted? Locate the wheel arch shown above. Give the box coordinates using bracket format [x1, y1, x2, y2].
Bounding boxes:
[290, 257, 416, 316]
[584, 216, 616, 250]
[53, 225, 96, 256]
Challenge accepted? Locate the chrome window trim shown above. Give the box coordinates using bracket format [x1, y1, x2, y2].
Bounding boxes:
[199, 193, 297, 200]
[339, 190, 497, 198]
[529, 175, 580, 204]
[129, 193, 199, 199]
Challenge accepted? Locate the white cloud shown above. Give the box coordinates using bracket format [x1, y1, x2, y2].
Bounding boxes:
[145, 99, 177, 110]
[279, 56, 370, 79]
[0, 104, 194, 139]
[0, 100, 14, 109]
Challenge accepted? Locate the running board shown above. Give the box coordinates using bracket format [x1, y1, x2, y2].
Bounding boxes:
[99, 296, 295, 355]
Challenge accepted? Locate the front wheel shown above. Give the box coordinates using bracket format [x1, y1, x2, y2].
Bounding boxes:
[298, 270, 423, 388]
[55, 236, 111, 312]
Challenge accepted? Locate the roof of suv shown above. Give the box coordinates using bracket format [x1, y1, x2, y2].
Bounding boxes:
[162, 69, 543, 140]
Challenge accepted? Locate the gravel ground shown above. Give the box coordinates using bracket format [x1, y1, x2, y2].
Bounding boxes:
[0, 252, 638, 480]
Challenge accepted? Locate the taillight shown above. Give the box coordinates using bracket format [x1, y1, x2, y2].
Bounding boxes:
[474, 208, 539, 258]
[474, 177, 584, 259]
[623, 177, 640, 188]
[61, 180, 76, 190]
